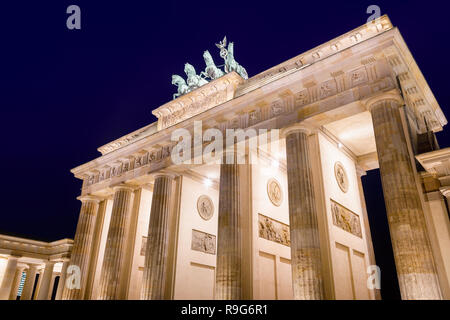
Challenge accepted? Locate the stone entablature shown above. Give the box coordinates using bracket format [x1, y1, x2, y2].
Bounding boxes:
[235, 15, 393, 97]
[417, 147, 450, 194]
[0, 235, 73, 260]
[416, 148, 450, 178]
[77, 74, 396, 194]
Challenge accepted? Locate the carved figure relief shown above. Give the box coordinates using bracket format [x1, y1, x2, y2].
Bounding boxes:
[191, 229, 216, 254]
[349, 67, 368, 87]
[134, 156, 142, 168]
[197, 195, 214, 221]
[334, 161, 349, 193]
[319, 79, 337, 99]
[258, 214, 290, 246]
[294, 89, 309, 106]
[267, 178, 283, 207]
[271, 99, 284, 116]
[248, 110, 261, 125]
[330, 199, 362, 238]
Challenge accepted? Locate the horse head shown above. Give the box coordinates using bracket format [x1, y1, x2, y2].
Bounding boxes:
[227, 42, 234, 59]
[184, 63, 196, 77]
[203, 50, 214, 66]
[171, 74, 186, 86]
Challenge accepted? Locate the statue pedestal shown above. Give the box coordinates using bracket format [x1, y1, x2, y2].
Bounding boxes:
[152, 72, 245, 131]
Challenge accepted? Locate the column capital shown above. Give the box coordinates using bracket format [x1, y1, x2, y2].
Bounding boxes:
[153, 171, 178, 180]
[281, 123, 316, 138]
[16, 264, 27, 270]
[440, 186, 450, 199]
[355, 165, 367, 178]
[426, 191, 444, 202]
[111, 183, 136, 192]
[363, 90, 404, 112]
[77, 195, 102, 203]
[210, 147, 247, 165]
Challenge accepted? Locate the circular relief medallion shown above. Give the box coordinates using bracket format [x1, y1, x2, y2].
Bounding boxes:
[267, 178, 283, 207]
[334, 161, 349, 193]
[197, 195, 214, 221]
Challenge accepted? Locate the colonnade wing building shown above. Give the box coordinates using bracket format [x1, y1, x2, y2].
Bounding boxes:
[2, 15, 450, 300]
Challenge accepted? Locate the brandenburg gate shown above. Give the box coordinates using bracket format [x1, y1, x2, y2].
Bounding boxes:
[2, 15, 449, 300]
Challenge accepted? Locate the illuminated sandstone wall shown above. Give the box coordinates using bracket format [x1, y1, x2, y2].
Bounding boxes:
[173, 175, 219, 299]
[251, 150, 293, 300]
[318, 132, 374, 300]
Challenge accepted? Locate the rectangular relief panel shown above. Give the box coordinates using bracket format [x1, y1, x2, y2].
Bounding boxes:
[258, 251, 277, 300]
[258, 214, 290, 247]
[330, 199, 362, 238]
[191, 229, 216, 255]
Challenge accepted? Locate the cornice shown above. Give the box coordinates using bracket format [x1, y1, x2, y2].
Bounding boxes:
[97, 122, 158, 156]
[0, 234, 73, 260]
[235, 15, 394, 96]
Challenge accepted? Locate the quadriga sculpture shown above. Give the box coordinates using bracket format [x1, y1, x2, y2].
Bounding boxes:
[171, 36, 248, 99]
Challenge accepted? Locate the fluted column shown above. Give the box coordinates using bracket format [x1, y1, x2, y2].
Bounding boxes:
[62, 196, 100, 299]
[141, 175, 174, 300]
[20, 265, 38, 300]
[37, 262, 55, 300]
[98, 185, 134, 300]
[284, 126, 324, 300]
[215, 152, 242, 300]
[9, 265, 25, 300]
[368, 94, 442, 299]
[55, 260, 69, 300]
[0, 255, 20, 300]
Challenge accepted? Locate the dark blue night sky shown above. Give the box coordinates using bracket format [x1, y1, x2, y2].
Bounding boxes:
[1, 1, 449, 300]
